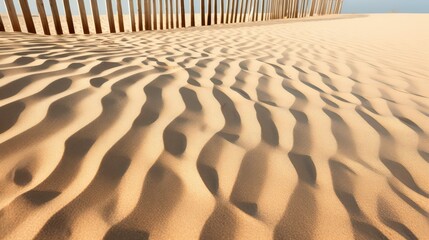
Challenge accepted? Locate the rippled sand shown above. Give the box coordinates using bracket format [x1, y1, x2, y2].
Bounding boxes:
[0, 14, 428, 240]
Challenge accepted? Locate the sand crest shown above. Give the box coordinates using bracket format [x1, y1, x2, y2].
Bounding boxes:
[0, 14, 428, 239]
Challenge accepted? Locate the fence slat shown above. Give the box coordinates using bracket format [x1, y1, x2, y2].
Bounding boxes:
[160, 0, 163, 29]
[138, 0, 143, 30]
[77, 0, 89, 34]
[148, 0, 152, 30]
[153, 0, 157, 30]
[63, 0, 75, 33]
[169, 0, 173, 28]
[175, 0, 179, 27]
[128, 0, 136, 32]
[233, 0, 239, 23]
[4, 0, 21, 32]
[91, 0, 102, 33]
[0, 13, 5, 31]
[36, 0, 50, 35]
[19, 0, 36, 33]
[190, 0, 195, 26]
[117, 0, 125, 32]
[106, 0, 116, 32]
[165, 0, 169, 29]
[129, 0, 136, 31]
[49, 0, 63, 34]
[220, 0, 225, 23]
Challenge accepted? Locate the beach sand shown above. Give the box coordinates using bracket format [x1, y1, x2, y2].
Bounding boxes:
[0, 14, 428, 239]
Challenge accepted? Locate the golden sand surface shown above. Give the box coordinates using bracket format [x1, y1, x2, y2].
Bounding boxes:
[0, 14, 428, 240]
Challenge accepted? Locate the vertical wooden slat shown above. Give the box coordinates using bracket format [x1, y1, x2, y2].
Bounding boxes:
[77, 0, 89, 34]
[250, 0, 255, 21]
[36, 0, 50, 34]
[129, 0, 136, 31]
[233, 0, 239, 22]
[160, 0, 163, 29]
[19, 0, 36, 33]
[180, 0, 185, 27]
[4, 0, 21, 32]
[0, 13, 5, 31]
[165, 0, 169, 29]
[214, 0, 217, 24]
[63, 0, 75, 33]
[138, 0, 143, 30]
[239, 0, 245, 22]
[90, 0, 102, 33]
[201, 0, 206, 26]
[261, 0, 265, 20]
[226, 0, 230, 23]
[220, 0, 224, 23]
[170, 0, 174, 27]
[106, 0, 116, 33]
[147, 0, 152, 30]
[256, 0, 260, 20]
[252, 0, 256, 21]
[190, 0, 195, 26]
[175, 0, 179, 27]
[153, 0, 158, 30]
[310, 0, 316, 16]
[207, 0, 212, 25]
[230, 0, 235, 22]
[338, 0, 343, 14]
[243, 0, 249, 21]
[49, 0, 63, 34]
[117, 0, 125, 32]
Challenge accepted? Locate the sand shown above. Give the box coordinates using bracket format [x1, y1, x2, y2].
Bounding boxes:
[0, 14, 428, 240]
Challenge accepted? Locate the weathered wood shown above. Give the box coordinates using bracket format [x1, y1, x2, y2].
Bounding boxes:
[170, 0, 174, 29]
[36, 0, 50, 35]
[76, 0, 89, 34]
[226, 0, 231, 23]
[63, 0, 75, 33]
[201, 0, 206, 26]
[0, 13, 5, 31]
[4, 0, 21, 32]
[234, 0, 239, 22]
[239, 0, 245, 22]
[221, 0, 224, 23]
[190, 0, 195, 26]
[261, 0, 265, 20]
[147, 0, 152, 30]
[117, 0, 125, 32]
[106, 0, 116, 33]
[165, 0, 169, 29]
[138, 0, 143, 30]
[129, 0, 136, 31]
[243, 0, 249, 21]
[214, 0, 218, 24]
[50, 0, 63, 34]
[19, 0, 36, 33]
[160, 0, 164, 29]
[180, 0, 185, 27]
[153, 0, 158, 30]
[230, 0, 235, 22]
[90, 0, 102, 33]
[176, 0, 179, 28]
[208, 0, 212, 25]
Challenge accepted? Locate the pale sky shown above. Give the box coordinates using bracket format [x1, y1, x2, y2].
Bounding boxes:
[1, 0, 429, 15]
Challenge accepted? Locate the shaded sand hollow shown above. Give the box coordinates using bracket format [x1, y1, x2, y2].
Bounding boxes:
[0, 14, 429, 240]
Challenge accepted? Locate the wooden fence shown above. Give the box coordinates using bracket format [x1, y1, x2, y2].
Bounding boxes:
[0, 0, 343, 35]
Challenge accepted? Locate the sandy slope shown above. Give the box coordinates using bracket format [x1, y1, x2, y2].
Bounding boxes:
[0, 14, 428, 240]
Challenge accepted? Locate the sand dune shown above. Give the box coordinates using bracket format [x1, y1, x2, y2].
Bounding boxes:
[0, 14, 428, 239]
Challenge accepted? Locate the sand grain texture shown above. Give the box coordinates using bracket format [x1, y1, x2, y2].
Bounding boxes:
[0, 14, 428, 240]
